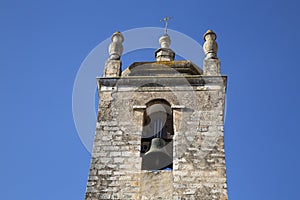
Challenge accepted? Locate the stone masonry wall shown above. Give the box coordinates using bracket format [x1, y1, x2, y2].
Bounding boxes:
[85, 76, 228, 200]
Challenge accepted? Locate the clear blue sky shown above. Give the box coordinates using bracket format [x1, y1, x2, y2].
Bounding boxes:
[1, 0, 300, 199]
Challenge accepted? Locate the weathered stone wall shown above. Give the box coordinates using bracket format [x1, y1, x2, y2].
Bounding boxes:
[85, 75, 228, 200]
[140, 171, 173, 199]
[85, 87, 143, 200]
[172, 87, 228, 200]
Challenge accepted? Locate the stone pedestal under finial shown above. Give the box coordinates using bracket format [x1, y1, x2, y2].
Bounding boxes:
[155, 34, 175, 61]
[104, 31, 124, 77]
[203, 30, 220, 76]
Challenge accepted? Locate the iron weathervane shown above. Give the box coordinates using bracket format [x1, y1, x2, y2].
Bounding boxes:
[160, 16, 173, 35]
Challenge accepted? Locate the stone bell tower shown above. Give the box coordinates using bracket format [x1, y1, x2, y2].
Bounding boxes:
[85, 29, 228, 200]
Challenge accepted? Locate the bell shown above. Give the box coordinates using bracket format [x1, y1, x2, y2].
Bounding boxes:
[141, 138, 172, 170]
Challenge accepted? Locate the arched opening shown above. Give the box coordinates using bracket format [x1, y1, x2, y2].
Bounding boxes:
[141, 99, 173, 170]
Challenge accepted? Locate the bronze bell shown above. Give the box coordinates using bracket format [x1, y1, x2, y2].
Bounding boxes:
[141, 138, 172, 170]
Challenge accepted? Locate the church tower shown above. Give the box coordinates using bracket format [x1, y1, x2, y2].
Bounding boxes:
[85, 29, 228, 200]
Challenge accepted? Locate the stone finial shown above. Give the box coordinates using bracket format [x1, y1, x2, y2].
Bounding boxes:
[104, 31, 124, 77]
[203, 30, 218, 59]
[159, 34, 171, 48]
[203, 30, 221, 76]
[108, 31, 124, 60]
[155, 34, 175, 61]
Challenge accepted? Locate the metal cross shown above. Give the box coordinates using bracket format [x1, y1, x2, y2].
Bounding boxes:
[160, 16, 173, 35]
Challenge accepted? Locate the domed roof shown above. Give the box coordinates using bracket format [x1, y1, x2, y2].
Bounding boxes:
[122, 60, 203, 76]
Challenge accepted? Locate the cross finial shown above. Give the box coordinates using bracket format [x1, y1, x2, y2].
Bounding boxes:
[160, 16, 173, 35]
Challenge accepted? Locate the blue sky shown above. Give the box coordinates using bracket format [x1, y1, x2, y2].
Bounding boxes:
[1, 0, 300, 199]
